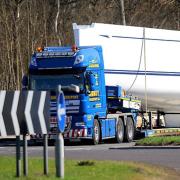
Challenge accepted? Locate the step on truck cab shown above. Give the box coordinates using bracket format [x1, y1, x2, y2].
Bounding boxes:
[26, 45, 141, 144]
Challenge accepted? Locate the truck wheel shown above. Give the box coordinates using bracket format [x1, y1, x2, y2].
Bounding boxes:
[115, 117, 124, 143]
[124, 116, 135, 142]
[92, 119, 100, 145]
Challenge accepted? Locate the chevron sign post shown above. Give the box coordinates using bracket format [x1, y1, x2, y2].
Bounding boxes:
[0, 90, 50, 136]
[0, 90, 50, 177]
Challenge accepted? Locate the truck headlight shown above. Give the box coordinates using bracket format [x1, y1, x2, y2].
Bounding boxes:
[74, 55, 84, 65]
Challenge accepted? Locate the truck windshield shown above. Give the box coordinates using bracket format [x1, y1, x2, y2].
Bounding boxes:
[29, 73, 84, 92]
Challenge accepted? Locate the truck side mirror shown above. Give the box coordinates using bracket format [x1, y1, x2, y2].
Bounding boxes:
[86, 72, 96, 91]
[22, 75, 28, 88]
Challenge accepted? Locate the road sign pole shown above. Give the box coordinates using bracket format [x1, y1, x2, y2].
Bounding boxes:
[55, 133, 64, 178]
[23, 134, 28, 176]
[43, 134, 48, 175]
[16, 136, 21, 177]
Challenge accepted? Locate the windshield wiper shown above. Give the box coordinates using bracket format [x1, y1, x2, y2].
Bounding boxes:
[73, 74, 81, 79]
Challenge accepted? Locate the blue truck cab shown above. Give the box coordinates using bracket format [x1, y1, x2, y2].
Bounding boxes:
[28, 45, 141, 144]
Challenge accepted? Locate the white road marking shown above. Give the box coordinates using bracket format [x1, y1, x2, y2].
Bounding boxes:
[65, 147, 92, 151]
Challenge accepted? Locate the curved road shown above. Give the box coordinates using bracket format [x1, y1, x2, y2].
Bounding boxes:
[1, 141, 180, 171]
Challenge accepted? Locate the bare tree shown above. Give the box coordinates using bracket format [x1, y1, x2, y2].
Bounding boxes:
[120, 0, 126, 25]
[55, 0, 61, 45]
[0, 0, 180, 90]
[114, 0, 126, 25]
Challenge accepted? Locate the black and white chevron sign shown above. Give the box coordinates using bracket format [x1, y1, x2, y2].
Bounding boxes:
[0, 91, 50, 137]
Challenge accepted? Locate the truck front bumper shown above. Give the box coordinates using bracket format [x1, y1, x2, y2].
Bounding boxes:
[63, 128, 88, 139]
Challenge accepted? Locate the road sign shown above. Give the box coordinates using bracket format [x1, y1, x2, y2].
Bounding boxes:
[57, 87, 66, 133]
[0, 90, 50, 137]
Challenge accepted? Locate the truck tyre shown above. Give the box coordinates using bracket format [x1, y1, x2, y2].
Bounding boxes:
[115, 117, 124, 143]
[124, 116, 135, 142]
[92, 119, 100, 145]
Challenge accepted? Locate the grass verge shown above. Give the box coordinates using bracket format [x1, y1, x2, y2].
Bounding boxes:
[0, 156, 179, 180]
[136, 136, 180, 146]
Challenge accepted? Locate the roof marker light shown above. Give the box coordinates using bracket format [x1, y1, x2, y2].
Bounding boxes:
[71, 45, 78, 52]
[36, 47, 43, 52]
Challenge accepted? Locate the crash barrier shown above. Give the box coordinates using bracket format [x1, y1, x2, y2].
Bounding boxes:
[0, 88, 66, 178]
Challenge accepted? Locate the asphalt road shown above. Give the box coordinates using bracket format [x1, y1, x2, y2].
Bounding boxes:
[1, 141, 180, 171]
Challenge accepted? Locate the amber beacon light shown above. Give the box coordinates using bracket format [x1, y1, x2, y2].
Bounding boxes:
[36, 47, 43, 52]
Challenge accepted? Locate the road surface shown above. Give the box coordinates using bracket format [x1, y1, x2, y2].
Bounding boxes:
[0, 141, 180, 171]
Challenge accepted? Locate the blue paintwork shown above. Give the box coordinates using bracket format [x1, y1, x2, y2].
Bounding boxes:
[57, 90, 66, 133]
[106, 85, 122, 97]
[28, 46, 139, 141]
[141, 129, 155, 137]
[100, 119, 116, 138]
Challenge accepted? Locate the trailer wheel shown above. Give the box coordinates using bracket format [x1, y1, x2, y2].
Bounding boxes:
[124, 116, 135, 142]
[92, 119, 100, 145]
[115, 117, 124, 143]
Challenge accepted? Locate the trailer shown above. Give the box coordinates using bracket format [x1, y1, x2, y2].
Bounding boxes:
[73, 23, 180, 128]
[25, 45, 142, 144]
